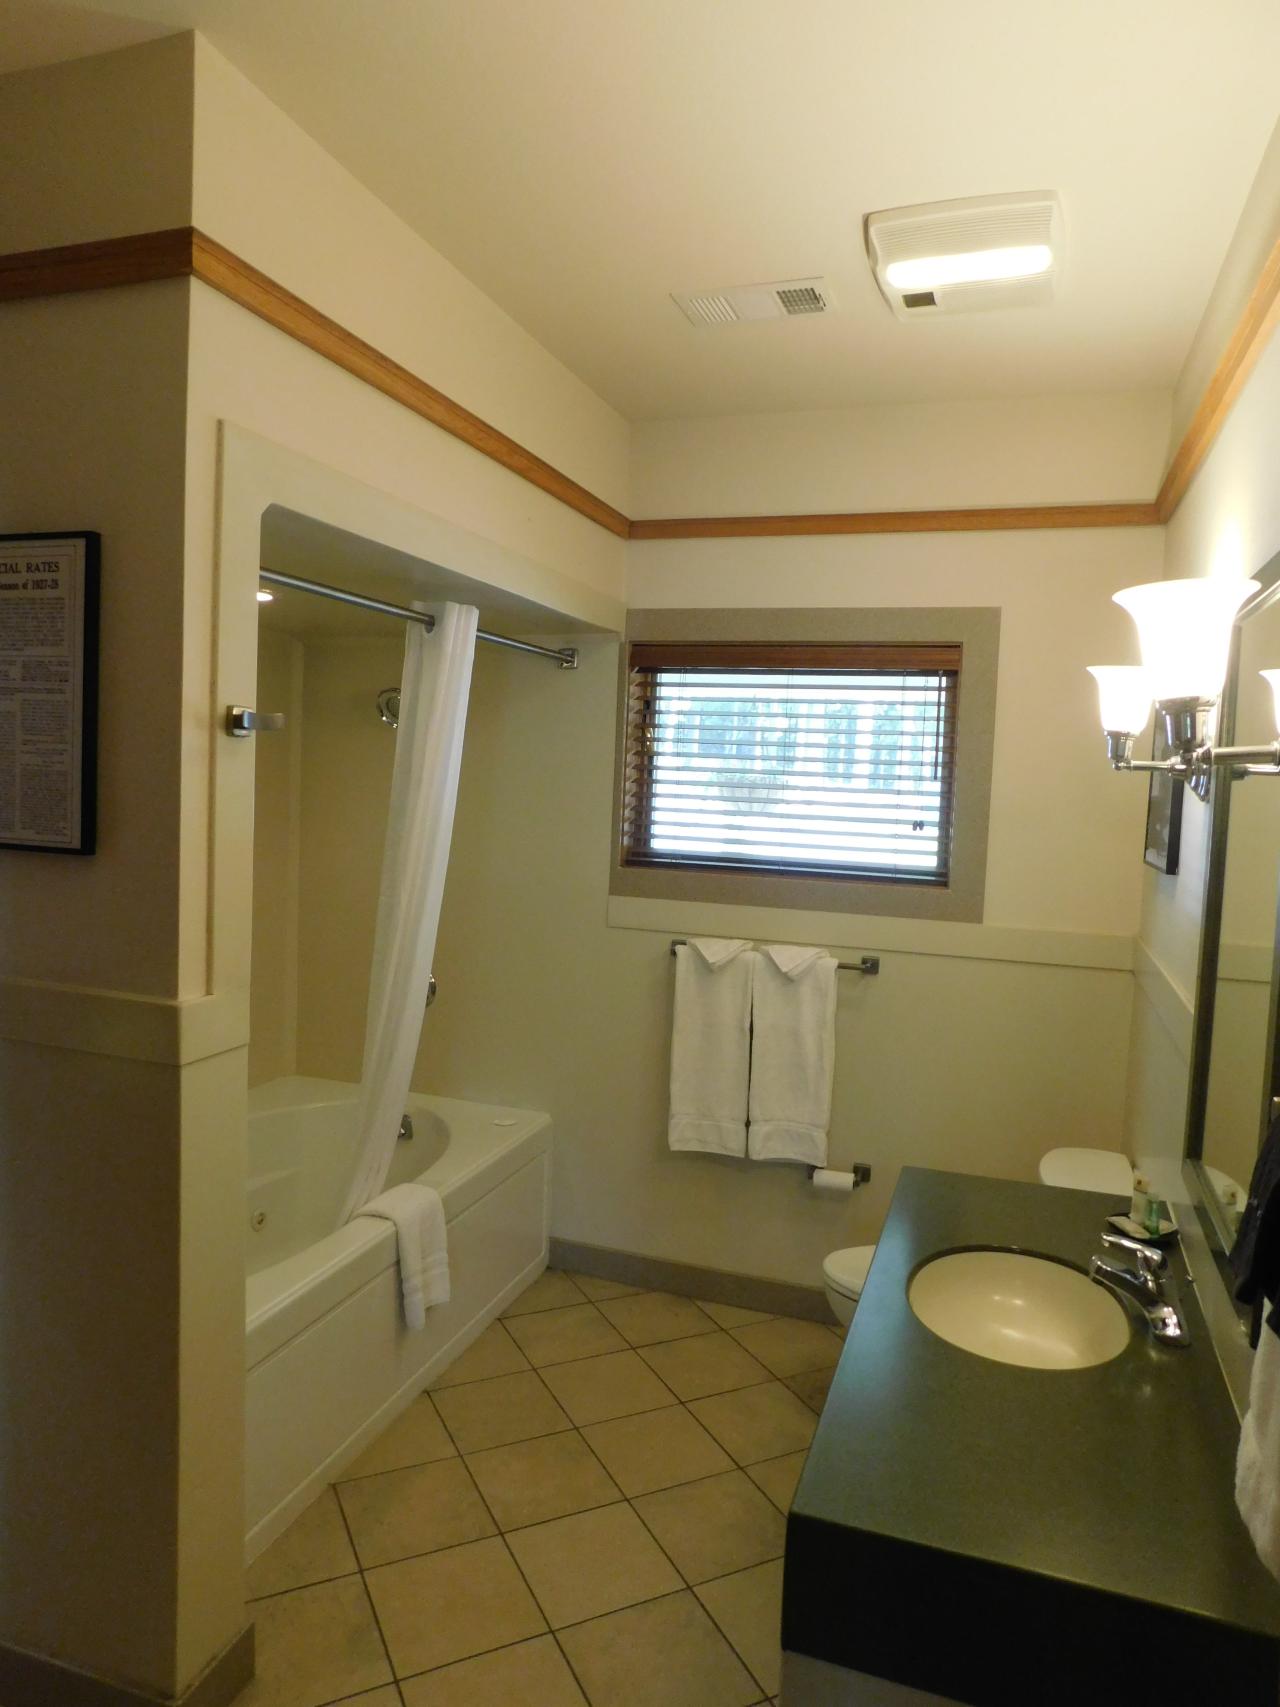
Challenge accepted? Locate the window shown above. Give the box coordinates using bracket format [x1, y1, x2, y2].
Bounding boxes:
[621, 643, 959, 886]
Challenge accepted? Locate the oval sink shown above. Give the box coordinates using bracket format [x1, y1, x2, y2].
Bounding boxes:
[908, 1249, 1130, 1370]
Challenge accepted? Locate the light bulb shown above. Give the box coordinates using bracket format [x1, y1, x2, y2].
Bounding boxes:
[1087, 666, 1152, 734]
[257, 588, 274, 603]
[1113, 577, 1259, 702]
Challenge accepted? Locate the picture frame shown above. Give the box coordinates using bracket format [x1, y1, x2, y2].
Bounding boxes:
[0, 531, 100, 855]
[1144, 720, 1183, 875]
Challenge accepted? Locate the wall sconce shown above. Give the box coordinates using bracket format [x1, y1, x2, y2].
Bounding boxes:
[1087, 576, 1280, 801]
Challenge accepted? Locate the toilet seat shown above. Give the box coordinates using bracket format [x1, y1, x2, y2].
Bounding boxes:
[1038, 1147, 1133, 1195]
[823, 1245, 875, 1301]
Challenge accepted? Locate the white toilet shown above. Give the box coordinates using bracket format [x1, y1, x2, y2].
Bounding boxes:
[1036, 1146, 1133, 1194]
[822, 1245, 876, 1327]
[822, 1147, 1135, 1326]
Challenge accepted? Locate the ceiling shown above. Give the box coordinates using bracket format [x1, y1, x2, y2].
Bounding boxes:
[7, 1, 1280, 420]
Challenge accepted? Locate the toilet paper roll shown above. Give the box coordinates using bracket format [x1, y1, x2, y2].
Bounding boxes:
[811, 1168, 856, 1196]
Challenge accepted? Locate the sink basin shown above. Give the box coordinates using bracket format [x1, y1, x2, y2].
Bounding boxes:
[908, 1249, 1130, 1370]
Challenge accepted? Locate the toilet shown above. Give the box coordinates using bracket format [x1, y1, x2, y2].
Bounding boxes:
[822, 1147, 1135, 1326]
[1037, 1146, 1133, 1194]
[823, 1244, 875, 1327]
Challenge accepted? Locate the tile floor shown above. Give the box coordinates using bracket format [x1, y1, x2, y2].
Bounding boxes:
[238, 1270, 845, 1707]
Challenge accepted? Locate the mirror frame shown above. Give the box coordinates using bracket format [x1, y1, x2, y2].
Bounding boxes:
[1184, 549, 1280, 1318]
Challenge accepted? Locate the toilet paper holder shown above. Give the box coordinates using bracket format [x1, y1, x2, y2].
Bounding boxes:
[808, 1163, 872, 1186]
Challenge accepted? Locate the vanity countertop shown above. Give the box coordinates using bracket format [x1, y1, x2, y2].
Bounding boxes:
[785, 1167, 1280, 1706]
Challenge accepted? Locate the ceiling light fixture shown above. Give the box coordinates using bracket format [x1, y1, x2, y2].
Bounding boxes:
[884, 244, 1053, 292]
[866, 191, 1063, 321]
[257, 588, 274, 603]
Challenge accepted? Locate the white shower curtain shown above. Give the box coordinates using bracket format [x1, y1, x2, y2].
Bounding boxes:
[339, 600, 479, 1222]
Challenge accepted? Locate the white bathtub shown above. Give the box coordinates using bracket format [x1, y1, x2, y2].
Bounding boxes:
[244, 1075, 551, 1558]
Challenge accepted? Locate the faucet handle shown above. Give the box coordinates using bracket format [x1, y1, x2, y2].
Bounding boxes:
[1100, 1231, 1167, 1276]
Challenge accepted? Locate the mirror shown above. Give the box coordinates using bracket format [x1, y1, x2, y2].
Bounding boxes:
[1187, 552, 1280, 1276]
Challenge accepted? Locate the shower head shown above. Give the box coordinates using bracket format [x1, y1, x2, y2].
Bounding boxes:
[376, 687, 400, 728]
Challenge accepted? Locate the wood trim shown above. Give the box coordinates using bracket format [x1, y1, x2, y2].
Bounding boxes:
[628, 641, 963, 669]
[1155, 229, 1280, 521]
[629, 502, 1159, 540]
[0, 227, 195, 302]
[5, 222, 1280, 543]
[189, 232, 631, 539]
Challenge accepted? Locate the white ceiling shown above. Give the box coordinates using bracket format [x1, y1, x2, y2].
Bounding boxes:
[7, 1, 1280, 420]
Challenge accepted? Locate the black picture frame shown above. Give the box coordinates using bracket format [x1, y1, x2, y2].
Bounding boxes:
[0, 531, 100, 855]
[1144, 721, 1183, 875]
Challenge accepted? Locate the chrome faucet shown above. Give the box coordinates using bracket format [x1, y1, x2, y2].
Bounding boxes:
[1089, 1231, 1190, 1347]
[398, 1113, 414, 1144]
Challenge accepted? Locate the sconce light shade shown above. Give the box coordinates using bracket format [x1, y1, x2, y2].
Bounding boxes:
[1086, 666, 1152, 733]
[1261, 670, 1280, 737]
[1112, 577, 1259, 702]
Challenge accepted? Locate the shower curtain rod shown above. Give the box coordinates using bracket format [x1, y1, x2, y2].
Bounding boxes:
[258, 568, 579, 669]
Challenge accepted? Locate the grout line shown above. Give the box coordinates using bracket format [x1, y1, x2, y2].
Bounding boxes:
[329, 1480, 402, 1697]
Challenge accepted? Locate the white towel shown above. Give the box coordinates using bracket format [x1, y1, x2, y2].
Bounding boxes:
[1237, 1325, 1280, 1580]
[748, 943, 837, 1165]
[355, 1182, 451, 1331]
[668, 938, 754, 1156]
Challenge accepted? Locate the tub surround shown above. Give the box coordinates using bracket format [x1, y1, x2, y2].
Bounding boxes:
[783, 1168, 1280, 1706]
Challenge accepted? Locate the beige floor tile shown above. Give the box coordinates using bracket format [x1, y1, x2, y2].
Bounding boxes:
[430, 1371, 571, 1453]
[633, 1470, 785, 1583]
[242, 1575, 391, 1707]
[785, 1364, 836, 1414]
[337, 1457, 495, 1568]
[366, 1535, 545, 1676]
[570, 1271, 642, 1301]
[430, 1321, 530, 1389]
[688, 1382, 817, 1464]
[596, 1291, 717, 1346]
[696, 1301, 776, 1329]
[502, 1270, 588, 1316]
[538, 1349, 677, 1425]
[328, 1692, 401, 1707]
[745, 1449, 809, 1513]
[506, 1502, 681, 1628]
[637, 1332, 771, 1401]
[339, 1395, 457, 1480]
[557, 1590, 760, 1707]
[728, 1317, 845, 1378]
[465, 1430, 621, 1530]
[696, 1559, 785, 1698]
[503, 1303, 628, 1367]
[400, 1634, 587, 1705]
[581, 1404, 733, 1496]
[246, 1487, 357, 1599]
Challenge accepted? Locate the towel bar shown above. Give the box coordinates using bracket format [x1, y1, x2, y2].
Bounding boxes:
[668, 939, 880, 976]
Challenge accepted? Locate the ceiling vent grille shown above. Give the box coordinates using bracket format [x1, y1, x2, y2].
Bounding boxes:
[866, 192, 1063, 322]
[673, 277, 835, 326]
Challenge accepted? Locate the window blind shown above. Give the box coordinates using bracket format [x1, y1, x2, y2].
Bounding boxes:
[622, 643, 960, 885]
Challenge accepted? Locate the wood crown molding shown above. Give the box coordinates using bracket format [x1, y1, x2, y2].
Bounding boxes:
[3, 224, 1278, 542]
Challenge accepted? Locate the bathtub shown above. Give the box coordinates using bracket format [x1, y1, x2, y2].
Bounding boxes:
[244, 1075, 551, 1558]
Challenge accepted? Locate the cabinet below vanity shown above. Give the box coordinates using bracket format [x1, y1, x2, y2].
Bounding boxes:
[782, 1169, 1280, 1706]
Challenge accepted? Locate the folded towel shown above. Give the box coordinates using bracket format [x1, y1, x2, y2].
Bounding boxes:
[668, 938, 754, 1156]
[748, 944, 837, 1166]
[355, 1182, 450, 1330]
[1238, 1323, 1280, 1581]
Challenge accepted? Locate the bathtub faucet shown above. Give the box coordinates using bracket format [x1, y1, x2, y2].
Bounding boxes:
[398, 1114, 414, 1144]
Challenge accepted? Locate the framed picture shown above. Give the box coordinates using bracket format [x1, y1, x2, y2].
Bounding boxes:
[1144, 721, 1183, 875]
[0, 532, 100, 854]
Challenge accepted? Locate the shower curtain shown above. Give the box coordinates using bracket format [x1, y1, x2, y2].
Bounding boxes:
[339, 600, 479, 1222]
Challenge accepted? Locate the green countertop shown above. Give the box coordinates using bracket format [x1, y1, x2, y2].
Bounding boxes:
[784, 1167, 1280, 1705]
